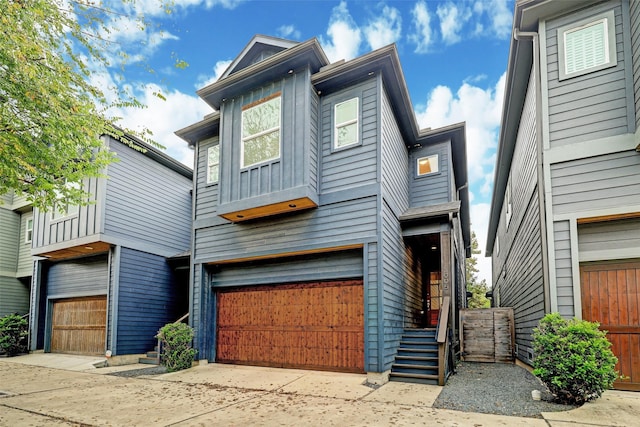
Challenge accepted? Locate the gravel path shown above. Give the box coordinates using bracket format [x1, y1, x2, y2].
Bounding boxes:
[107, 365, 167, 377]
[433, 362, 578, 418]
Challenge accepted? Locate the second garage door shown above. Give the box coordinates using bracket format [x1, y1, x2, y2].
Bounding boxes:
[216, 280, 364, 372]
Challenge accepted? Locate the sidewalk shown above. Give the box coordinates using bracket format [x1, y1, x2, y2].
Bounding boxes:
[1, 354, 639, 426]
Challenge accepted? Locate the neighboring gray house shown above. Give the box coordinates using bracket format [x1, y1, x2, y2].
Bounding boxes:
[177, 35, 470, 385]
[486, 0, 640, 390]
[28, 135, 192, 358]
[0, 192, 33, 317]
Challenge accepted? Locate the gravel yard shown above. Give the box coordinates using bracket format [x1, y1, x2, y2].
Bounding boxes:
[433, 362, 578, 418]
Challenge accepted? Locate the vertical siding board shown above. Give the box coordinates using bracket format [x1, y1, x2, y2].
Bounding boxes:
[554, 221, 575, 317]
[546, 1, 630, 146]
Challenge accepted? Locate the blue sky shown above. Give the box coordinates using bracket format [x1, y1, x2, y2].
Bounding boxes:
[98, 0, 515, 285]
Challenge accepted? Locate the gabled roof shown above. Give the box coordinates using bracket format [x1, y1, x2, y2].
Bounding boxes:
[219, 35, 299, 80]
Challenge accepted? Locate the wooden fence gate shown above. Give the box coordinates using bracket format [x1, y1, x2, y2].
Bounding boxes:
[460, 308, 515, 363]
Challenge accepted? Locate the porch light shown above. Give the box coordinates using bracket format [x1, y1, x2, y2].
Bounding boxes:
[431, 245, 437, 251]
[289, 204, 297, 208]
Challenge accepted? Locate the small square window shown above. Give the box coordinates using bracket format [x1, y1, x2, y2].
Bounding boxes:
[558, 10, 616, 81]
[207, 145, 219, 184]
[417, 155, 439, 176]
[25, 218, 33, 243]
[334, 98, 359, 149]
[241, 94, 281, 168]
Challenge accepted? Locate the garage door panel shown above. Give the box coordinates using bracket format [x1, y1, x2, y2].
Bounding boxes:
[216, 280, 364, 372]
[581, 260, 640, 390]
[51, 296, 106, 355]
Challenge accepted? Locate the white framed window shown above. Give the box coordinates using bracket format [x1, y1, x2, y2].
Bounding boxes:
[417, 154, 439, 176]
[505, 182, 512, 228]
[50, 181, 80, 221]
[207, 145, 220, 184]
[495, 238, 500, 256]
[558, 10, 616, 81]
[241, 93, 281, 168]
[25, 218, 33, 243]
[334, 97, 359, 149]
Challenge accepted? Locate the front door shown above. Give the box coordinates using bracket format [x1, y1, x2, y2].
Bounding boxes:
[423, 271, 442, 327]
[580, 260, 640, 391]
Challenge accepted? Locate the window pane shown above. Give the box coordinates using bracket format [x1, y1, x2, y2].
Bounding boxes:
[335, 98, 357, 125]
[208, 145, 219, 165]
[417, 155, 439, 176]
[243, 130, 280, 168]
[242, 97, 280, 137]
[207, 145, 219, 184]
[565, 20, 607, 75]
[337, 123, 358, 147]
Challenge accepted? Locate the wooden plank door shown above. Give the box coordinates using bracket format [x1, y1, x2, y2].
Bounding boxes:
[581, 261, 640, 391]
[51, 296, 107, 355]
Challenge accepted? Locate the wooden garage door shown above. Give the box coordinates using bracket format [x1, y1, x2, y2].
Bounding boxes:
[581, 261, 640, 391]
[51, 296, 107, 355]
[217, 280, 364, 373]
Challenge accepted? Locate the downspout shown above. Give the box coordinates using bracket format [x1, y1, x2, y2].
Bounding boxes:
[514, 30, 551, 314]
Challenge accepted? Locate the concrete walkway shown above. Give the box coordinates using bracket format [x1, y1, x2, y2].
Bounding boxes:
[1, 354, 639, 426]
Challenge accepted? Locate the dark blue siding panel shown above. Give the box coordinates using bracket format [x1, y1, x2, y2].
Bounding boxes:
[409, 143, 451, 207]
[116, 247, 180, 355]
[47, 255, 108, 297]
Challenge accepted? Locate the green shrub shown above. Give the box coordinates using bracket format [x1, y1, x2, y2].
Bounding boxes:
[157, 322, 197, 372]
[533, 313, 618, 405]
[0, 314, 28, 356]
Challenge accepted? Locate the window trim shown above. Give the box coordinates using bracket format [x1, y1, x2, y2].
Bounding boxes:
[557, 10, 616, 81]
[25, 217, 33, 243]
[416, 154, 440, 177]
[333, 97, 360, 150]
[206, 144, 220, 185]
[240, 93, 282, 169]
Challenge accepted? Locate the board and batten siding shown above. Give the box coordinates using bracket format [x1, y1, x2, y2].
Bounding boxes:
[631, 0, 640, 129]
[218, 70, 315, 205]
[545, 1, 632, 147]
[33, 176, 103, 249]
[553, 220, 575, 318]
[320, 78, 378, 194]
[492, 67, 545, 364]
[46, 255, 108, 298]
[104, 138, 192, 255]
[550, 150, 640, 215]
[194, 196, 379, 262]
[211, 249, 363, 288]
[195, 137, 219, 220]
[409, 143, 451, 207]
[116, 247, 179, 355]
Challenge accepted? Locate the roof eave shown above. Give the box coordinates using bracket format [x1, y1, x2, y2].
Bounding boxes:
[175, 112, 221, 147]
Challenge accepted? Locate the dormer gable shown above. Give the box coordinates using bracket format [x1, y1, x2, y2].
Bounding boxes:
[220, 35, 299, 80]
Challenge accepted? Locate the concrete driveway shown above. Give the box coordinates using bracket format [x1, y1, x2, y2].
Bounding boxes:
[1, 355, 638, 426]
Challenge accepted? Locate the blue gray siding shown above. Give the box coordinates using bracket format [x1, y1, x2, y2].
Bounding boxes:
[46, 255, 108, 298]
[104, 138, 192, 255]
[0, 206, 30, 315]
[550, 150, 640, 215]
[578, 218, 640, 261]
[545, 1, 632, 147]
[17, 211, 33, 277]
[492, 68, 545, 364]
[554, 220, 575, 318]
[409, 143, 451, 207]
[320, 78, 378, 193]
[365, 242, 379, 372]
[195, 137, 220, 220]
[0, 277, 29, 316]
[0, 207, 20, 272]
[632, 0, 640, 129]
[116, 247, 179, 355]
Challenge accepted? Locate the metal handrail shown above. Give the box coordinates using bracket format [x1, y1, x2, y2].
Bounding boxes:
[436, 296, 450, 386]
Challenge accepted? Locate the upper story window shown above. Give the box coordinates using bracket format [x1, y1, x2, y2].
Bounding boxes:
[207, 145, 220, 184]
[334, 97, 359, 149]
[50, 181, 80, 221]
[558, 10, 616, 81]
[25, 218, 33, 243]
[505, 182, 512, 229]
[241, 93, 281, 168]
[417, 154, 439, 176]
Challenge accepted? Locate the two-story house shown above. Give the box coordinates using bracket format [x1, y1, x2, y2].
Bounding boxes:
[486, 0, 640, 390]
[28, 134, 192, 359]
[177, 35, 470, 385]
[0, 192, 33, 317]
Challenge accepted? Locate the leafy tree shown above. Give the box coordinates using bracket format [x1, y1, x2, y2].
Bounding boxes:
[466, 231, 490, 308]
[0, 0, 175, 210]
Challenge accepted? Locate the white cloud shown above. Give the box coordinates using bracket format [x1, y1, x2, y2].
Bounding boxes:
[409, 1, 434, 54]
[277, 24, 301, 40]
[436, 2, 471, 45]
[115, 84, 212, 167]
[470, 202, 493, 286]
[195, 59, 233, 89]
[320, 1, 362, 62]
[363, 5, 402, 50]
[473, 0, 512, 39]
[416, 72, 506, 184]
